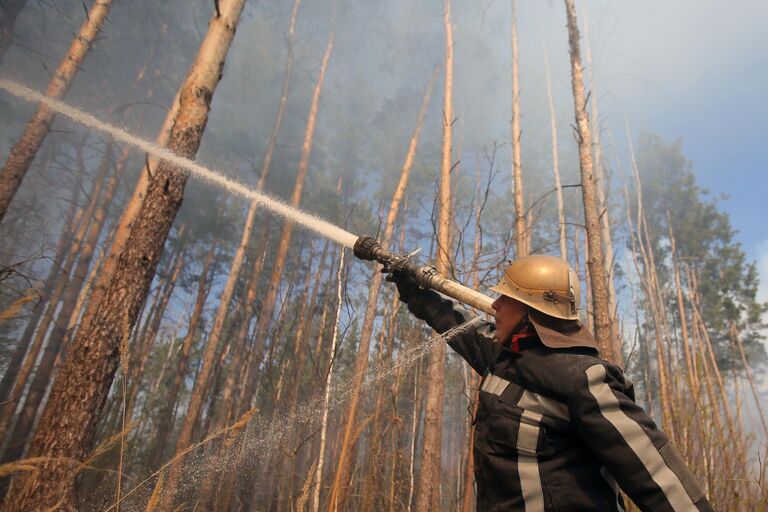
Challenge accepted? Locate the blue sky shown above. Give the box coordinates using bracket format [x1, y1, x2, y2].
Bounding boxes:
[567, 0, 768, 301]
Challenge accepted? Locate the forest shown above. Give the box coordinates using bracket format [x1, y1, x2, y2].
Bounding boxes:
[0, 0, 766, 510]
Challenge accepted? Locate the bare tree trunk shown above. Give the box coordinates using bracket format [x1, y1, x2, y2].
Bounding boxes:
[203, 0, 301, 441]
[360, 313, 392, 512]
[416, 2, 453, 508]
[125, 229, 187, 411]
[310, 192, 347, 512]
[148, 241, 216, 471]
[214, 0, 299, 420]
[510, 0, 526, 258]
[157, 160, 271, 504]
[3, 2, 246, 509]
[563, 0, 615, 360]
[265, 246, 318, 509]
[0, 0, 26, 62]
[0, 138, 104, 444]
[75, 89, 181, 347]
[217, 222, 272, 426]
[0, 0, 113, 223]
[406, 362, 422, 512]
[256, 0, 301, 192]
[294, 240, 329, 388]
[217, 26, 332, 511]
[667, 217, 699, 397]
[0, 160, 83, 403]
[625, 123, 677, 433]
[245, 29, 334, 405]
[327, 66, 435, 512]
[460, 167, 485, 512]
[0, 141, 117, 469]
[582, 13, 621, 360]
[542, 42, 567, 260]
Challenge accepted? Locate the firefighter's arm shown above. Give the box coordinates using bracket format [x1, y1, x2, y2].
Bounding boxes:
[568, 362, 715, 512]
[387, 272, 497, 374]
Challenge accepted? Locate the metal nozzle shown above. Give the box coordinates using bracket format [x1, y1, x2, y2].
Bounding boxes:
[353, 235, 421, 272]
[352, 235, 495, 316]
[353, 235, 380, 261]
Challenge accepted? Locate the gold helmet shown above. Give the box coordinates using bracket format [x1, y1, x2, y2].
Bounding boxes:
[489, 255, 580, 320]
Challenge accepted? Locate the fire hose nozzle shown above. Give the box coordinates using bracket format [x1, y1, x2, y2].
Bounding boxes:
[353, 235, 422, 273]
[352, 235, 495, 316]
[353, 235, 380, 261]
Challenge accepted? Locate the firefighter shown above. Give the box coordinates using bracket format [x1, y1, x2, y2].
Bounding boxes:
[386, 254, 714, 512]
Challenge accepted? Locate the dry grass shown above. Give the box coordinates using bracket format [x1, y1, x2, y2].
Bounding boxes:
[103, 407, 258, 512]
[144, 472, 164, 512]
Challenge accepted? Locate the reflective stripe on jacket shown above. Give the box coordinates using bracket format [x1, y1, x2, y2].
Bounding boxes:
[407, 288, 715, 512]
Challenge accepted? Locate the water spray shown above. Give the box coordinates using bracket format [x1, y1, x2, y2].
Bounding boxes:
[353, 235, 495, 315]
[0, 78, 358, 249]
[0, 78, 494, 315]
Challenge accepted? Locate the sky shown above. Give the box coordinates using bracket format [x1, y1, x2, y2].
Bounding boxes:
[546, 0, 768, 301]
[1, 0, 765, 300]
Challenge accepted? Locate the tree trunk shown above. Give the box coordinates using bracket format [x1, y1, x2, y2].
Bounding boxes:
[125, 228, 187, 412]
[0, 137, 102, 444]
[666, 216, 699, 396]
[0, 0, 113, 223]
[0, 160, 83, 403]
[416, 2, 453, 508]
[148, 240, 216, 471]
[212, 0, 300, 422]
[243, 28, 334, 412]
[582, 13, 621, 362]
[0, 141, 117, 469]
[203, 0, 301, 437]
[75, 88, 181, 348]
[279, 242, 330, 465]
[256, 0, 301, 191]
[563, 0, 614, 360]
[542, 42, 567, 260]
[510, 0, 526, 258]
[327, 66, 436, 512]
[625, 125, 675, 431]
[460, 167, 485, 512]
[217, 220, 272, 426]
[156, 171, 267, 504]
[360, 311, 392, 512]
[2, 2, 246, 509]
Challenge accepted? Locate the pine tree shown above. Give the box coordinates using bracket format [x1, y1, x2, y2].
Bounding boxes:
[563, 0, 616, 361]
[415, 0, 453, 508]
[2, 1, 247, 508]
[0, 0, 113, 223]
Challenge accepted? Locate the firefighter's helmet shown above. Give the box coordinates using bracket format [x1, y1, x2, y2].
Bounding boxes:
[489, 255, 580, 320]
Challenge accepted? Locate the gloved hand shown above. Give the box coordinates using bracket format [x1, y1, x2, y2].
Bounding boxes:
[384, 268, 420, 303]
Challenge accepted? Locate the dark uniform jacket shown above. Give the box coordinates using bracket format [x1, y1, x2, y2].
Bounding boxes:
[406, 288, 714, 512]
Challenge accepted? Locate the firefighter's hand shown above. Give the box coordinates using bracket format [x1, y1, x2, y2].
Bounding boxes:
[384, 269, 419, 303]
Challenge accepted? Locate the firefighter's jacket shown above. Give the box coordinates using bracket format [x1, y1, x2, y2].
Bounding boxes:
[406, 288, 714, 512]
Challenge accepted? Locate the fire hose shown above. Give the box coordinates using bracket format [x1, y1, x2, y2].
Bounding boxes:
[353, 235, 495, 316]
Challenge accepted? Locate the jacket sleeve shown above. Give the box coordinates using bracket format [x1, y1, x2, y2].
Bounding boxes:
[406, 288, 498, 375]
[568, 362, 714, 512]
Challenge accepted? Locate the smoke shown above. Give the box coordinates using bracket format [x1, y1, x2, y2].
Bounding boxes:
[0, 78, 359, 250]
